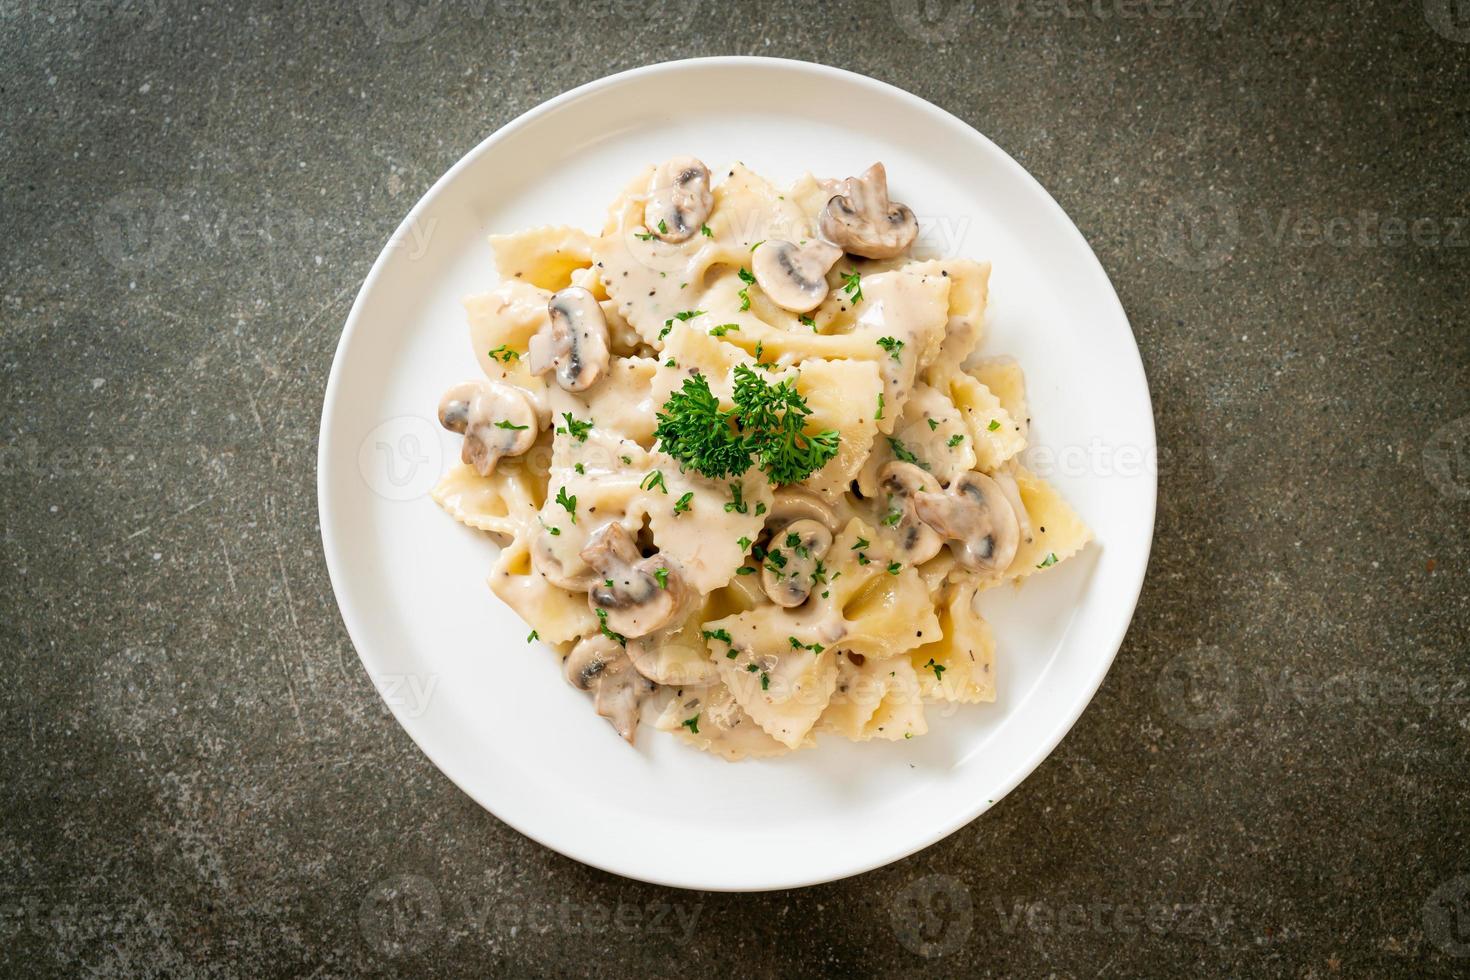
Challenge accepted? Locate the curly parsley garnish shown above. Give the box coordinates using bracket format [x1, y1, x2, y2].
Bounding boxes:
[653, 365, 839, 485]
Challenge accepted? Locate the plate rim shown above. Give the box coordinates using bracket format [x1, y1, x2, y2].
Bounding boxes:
[317, 55, 1157, 891]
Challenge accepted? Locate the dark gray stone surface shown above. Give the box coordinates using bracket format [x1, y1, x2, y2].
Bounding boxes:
[2, 0, 1467, 975]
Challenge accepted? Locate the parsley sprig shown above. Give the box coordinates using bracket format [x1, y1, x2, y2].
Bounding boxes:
[653, 365, 839, 485]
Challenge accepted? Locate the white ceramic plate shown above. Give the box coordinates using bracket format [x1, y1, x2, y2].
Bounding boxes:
[318, 57, 1155, 891]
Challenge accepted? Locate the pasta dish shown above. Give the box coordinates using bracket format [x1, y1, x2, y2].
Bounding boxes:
[430, 158, 1091, 759]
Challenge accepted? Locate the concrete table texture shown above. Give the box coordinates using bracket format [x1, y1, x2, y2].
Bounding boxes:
[2, 0, 1468, 975]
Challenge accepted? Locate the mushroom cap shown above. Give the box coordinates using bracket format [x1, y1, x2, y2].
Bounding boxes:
[766, 487, 840, 535]
[819, 162, 919, 260]
[564, 635, 654, 744]
[580, 523, 686, 638]
[644, 156, 713, 244]
[913, 470, 1021, 573]
[437, 379, 538, 476]
[760, 518, 835, 608]
[532, 286, 610, 392]
[877, 460, 945, 565]
[751, 240, 842, 313]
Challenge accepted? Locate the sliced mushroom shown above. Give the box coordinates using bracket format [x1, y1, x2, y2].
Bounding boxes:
[644, 156, 713, 243]
[819, 163, 919, 259]
[563, 634, 655, 744]
[877, 461, 944, 564]
[912, 471, 1021, 573]
[760, 518, 835, 608]
[530, 529, 599, 592]
[751, 240, 842, 313]
[767, 487, 840, 535]
[529, 286, 609, 392]
[580, 523, 686, 638]
[437, 379, 538, 476]
[989, 466, 1034, 547]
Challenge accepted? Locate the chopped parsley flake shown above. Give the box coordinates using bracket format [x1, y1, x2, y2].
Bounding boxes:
[840, 270, 863, 304]
[674, 309, 705, 322]
[487, 345, 520, 363]
[1037, 552, 1059, 569]
[886, 561, 902, 575]
[876, 336, 904, 361]
[888, 437, 923, 467]
[681, 713, 699, 734]
[875, 392, 885, 420]
[653, 567, 669, 589]
[658, 219, 668, 234]
[988, 419, 1001, 431]
[737, 536, 752, 550]
[925, 658, 946, 681]
[799, 314, 816, 329]
[635, 230, 655, 241]
[574, 463, 585, 475]
[725, 484, 748, 514]
[749, 240, 765, 252]
[595, 608, 626, 647]
[493, 419, 529, 431]
[928, 418, 940, 431]
[882, 509, 902, 527]
[947, 433, 965, 447]
[852, 537, 870, 550]
[738, 267, 756, 284]
[526, 630, 539, 642]
[673, 491, 694, 514]
[554, 486, 577, 523]
[736, 566, 755, 575]
[560, 413, 592, 442]
[640, 470, 668, 494]
[700, 224, 713, 238]
[857, 553, 871, 565]
[702, 628, 732, 644]
[788, 636, 825, 654]
[709, 323, 740, 337]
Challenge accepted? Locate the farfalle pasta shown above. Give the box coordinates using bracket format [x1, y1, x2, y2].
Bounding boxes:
[430, 157, 1092, 758]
